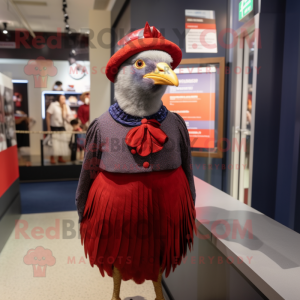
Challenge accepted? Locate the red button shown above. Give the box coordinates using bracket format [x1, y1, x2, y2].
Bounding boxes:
[141, 118, 147, 124]
[131, 149, 136, 154]
[143, 162, 150, 168]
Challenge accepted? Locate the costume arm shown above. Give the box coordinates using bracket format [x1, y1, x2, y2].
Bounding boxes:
[174, 113, 196, 204]
[75, 118, 102, 222]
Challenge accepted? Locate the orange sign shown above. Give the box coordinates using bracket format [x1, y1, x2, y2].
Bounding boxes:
[162, 72, 216, 148]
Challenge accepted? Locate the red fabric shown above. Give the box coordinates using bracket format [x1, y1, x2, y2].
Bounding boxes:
[77, 104, 90, 125]
[143, 22, 161, 38]
[117, 22, 163, 47]
[106, 22, 182, 83]
[125, 119, 168, 157]
[0, 146, 19, 197]
[80, 166, 196, 284]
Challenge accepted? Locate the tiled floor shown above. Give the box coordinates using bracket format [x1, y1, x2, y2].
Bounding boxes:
[0, 211, 156, 300]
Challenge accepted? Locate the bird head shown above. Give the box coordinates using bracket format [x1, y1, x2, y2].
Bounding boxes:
[106, 22, 182, 117]
[115, 50, 179, 117]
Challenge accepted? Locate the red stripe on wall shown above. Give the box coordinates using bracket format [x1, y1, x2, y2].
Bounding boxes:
[0, 146, 19, 197]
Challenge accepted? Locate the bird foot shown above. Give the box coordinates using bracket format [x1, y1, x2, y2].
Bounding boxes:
[111, 297, 121, 300]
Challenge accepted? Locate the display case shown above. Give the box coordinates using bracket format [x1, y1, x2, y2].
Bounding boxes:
[41, 91, 84, 131]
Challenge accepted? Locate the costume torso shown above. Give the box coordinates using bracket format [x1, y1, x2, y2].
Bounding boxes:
[76, 103, 196, 221]
[98, 110, 182, 173]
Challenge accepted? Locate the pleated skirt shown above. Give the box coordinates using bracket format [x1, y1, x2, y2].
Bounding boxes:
[80, 166, 196, 284]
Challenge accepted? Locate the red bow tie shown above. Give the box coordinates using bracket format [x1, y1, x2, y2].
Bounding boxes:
[125, 118, 168, 157]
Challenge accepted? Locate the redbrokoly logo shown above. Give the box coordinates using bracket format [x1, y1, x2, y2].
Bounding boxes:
[24, 57, 58, 88]
[23, 246, 56, 277]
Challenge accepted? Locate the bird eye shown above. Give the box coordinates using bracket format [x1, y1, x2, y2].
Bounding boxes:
[135, 59, 146, 69]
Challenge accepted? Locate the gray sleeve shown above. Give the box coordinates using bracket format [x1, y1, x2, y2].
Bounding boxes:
[173, 113, 196, 204]
[75, 118, 102, 223]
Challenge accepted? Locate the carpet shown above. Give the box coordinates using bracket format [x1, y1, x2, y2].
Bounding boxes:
[20, 181, 78, 214]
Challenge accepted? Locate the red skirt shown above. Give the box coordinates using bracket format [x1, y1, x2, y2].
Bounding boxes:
[80, 166, 196, 284]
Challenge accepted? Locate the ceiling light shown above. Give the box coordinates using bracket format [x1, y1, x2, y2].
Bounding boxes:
[3, 22, 8, 34]
[62, 1, 72, 33]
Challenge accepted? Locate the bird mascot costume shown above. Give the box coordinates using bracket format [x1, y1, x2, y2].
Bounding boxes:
[76, 22, 196, 300]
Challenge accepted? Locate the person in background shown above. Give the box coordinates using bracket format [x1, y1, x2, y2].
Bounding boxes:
[77, 91, 90, 130]
[46, 94, 72, 164]
[53, 81, 63, 91]
[70, 119, 85, 162]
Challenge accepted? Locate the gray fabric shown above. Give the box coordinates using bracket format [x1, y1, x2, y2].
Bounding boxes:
[75, 110, 196, 223]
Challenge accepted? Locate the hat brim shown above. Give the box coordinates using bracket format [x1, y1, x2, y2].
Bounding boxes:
[105, 38, 182, 83]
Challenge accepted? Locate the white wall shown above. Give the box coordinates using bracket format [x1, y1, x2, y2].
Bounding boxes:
[0, 59, 90, 155]
[89, 10, 111, 121]
[0, 9, 113, 155]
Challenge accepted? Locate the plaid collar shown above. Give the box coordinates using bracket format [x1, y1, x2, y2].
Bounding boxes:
[109, 102, 168, 127]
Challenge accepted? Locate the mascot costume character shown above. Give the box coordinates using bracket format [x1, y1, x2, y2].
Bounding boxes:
[76, 22, 196, 300]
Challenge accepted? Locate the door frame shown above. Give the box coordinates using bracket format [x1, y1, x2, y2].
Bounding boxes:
[229, 14, 260, 206]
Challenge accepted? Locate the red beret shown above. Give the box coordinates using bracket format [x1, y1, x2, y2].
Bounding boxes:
[105, 22, 182, 83]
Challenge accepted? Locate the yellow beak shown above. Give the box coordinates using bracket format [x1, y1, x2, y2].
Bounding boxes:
[143, 62, 179, 87]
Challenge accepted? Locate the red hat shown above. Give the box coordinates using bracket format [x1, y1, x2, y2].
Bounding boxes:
[105, 22, 182, 83]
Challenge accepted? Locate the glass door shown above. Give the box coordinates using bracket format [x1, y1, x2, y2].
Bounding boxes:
[237, 37, 254, 204]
